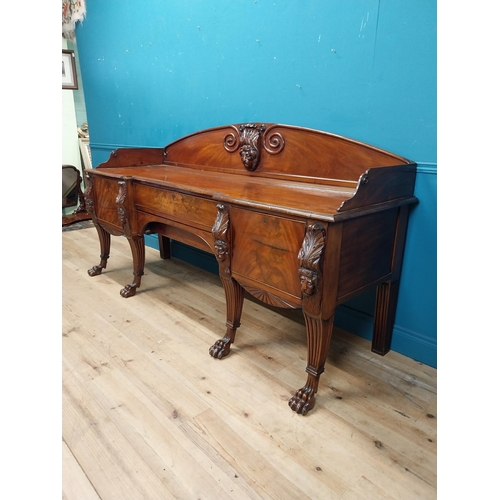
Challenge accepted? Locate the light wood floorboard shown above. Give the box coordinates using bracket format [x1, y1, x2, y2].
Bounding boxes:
[62, 227, 437, 500]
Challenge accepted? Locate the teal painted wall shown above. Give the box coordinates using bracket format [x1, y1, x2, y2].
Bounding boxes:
[76, 0, 437, 367]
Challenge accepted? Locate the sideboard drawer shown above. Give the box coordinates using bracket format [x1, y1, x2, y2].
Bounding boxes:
[135, 184, 218, 231]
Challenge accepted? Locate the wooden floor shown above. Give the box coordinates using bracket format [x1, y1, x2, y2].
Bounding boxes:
[62, 226, 437, 500]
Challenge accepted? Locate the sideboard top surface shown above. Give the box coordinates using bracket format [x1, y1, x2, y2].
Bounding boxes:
[88, 123, 417, 219]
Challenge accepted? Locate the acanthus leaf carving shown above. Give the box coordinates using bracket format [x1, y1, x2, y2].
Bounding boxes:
[83, 172, 94, 214]
[116, 180, 131, 232]
[298, 223, 326, 315]
[212, 203, 231, 276]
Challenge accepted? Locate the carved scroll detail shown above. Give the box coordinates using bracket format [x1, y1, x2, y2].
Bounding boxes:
[298, 223, 326, 315]
[263, 126, 285, 155]
[212, 204, 231, 277]
[223, 127, 240, 153]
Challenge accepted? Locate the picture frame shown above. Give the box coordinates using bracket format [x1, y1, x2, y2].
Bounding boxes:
[62, 49, 78, 90]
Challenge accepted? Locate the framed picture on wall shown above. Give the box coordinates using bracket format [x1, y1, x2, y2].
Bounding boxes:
[62, 49, 78, 90]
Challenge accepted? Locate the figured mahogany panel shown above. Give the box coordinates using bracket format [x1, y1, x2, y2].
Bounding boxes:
[92, 177, 122, 228]
[337, 209, 399, 301]
[134, 183, 218, 231]
[97, 147, 165, 168]
[91, 165, 353, 220]
[164, 123, 411, 183]
[230, 207, 306, 299]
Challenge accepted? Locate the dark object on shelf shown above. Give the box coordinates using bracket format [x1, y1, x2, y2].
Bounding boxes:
[62, 164, 91, 227]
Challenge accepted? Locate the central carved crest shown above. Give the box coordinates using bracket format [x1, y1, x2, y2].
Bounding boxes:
[223, 123, 285, 171]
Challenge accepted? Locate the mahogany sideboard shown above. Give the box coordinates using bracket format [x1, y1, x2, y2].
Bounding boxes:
[84, 123, 417, 415]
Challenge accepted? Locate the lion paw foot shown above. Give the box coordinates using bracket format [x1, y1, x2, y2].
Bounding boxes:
[289, 386, 315, 415]
[120, 283, 138, 298]
[88, 265, 104, 277]
[209, 339, 231, 359]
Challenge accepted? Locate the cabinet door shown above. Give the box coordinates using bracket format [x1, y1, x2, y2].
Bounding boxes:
[92, 176, 122, 229]
[230, 207, 306, 300]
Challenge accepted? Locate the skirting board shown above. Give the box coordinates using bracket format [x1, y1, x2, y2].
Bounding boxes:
[333, 306, 437, 368]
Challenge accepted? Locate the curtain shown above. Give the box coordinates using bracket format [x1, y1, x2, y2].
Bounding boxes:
[62, 0, 86, 40]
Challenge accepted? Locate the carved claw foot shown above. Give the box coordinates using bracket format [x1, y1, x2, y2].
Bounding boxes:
[209, 338, 231, 359]
[289, 386, 316, 415]
[120, 283, 138, 298]
[88, 265, 105, 277]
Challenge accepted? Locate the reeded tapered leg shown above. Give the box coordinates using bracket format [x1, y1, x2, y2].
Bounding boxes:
[88, 223, 111, 277]
[120, 235, 145, 298]
[209, 276, 245, 359]
[289, 314, 334, 415]
[371, 205, 409, 355]
[372, 280, 400, 355]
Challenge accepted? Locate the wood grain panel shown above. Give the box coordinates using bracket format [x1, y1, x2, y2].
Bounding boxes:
[134, 184, 218, 230]
[337, 209, 398, 300]
[230, 207, 306, 298]
[164, 124, 410, 182]
[92, 177, 121, 228]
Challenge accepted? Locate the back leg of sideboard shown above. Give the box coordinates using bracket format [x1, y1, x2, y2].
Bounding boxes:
[88, 223, 111, 277]
[371, 204, 411, 355]
[120, 235, 145, 298]
[371, 280, 400, 355]
[158, 235, 171, 259]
